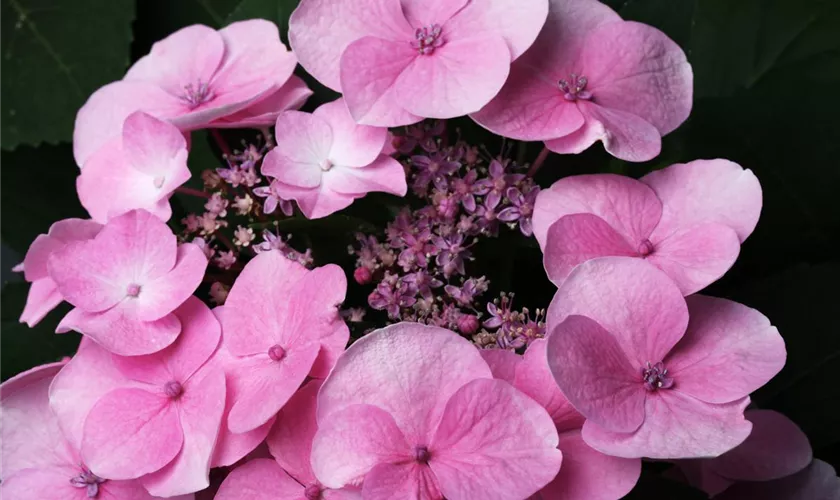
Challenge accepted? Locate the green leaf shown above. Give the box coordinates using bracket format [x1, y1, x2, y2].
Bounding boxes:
[1, 0, 135, 149]
[225, 0, 300, 44]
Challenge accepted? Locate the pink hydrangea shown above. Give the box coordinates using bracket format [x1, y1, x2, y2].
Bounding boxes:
[48, 209, 208, 355]
[74, 20, 298, 165]
[471, 0, 692, 161]
[545, 257, 786, 459]
[220, 251, 349, 434]
[533, 160, 762, 295]
[49, 297, 225, 497]
[18, 218, 101, 327]
[311, 323, 562, 499]
[261, 99, 407, 219]
[288, 0, 549, 126]
[77, 111, 191, 223]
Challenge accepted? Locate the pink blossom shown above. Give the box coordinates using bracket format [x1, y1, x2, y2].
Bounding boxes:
[289, 0, 549, 126]
[49, 297, 225, 497]
[77, 112, 191, 223]
[18, 218, 102, 327]
[472, 0, 692, 162]
[261, 99, 407, 219]
[533, 160, 762, 295]
[545, 257, 786, 459]
[48, 210, 208, 356]
[311, 323, 562, 499]
[220, 251, 348, 434]
[74, 20, 298, 166]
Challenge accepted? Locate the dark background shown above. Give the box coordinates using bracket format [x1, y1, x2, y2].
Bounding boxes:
[2, 0, 839, 495]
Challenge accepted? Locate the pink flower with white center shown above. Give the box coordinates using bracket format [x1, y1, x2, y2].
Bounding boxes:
[221, 251, 349, 434]
[289, 0, 549, 126]
[311, 323, 562, 500]
[481, 341, 641, 500]
[1, 362, 180, 500]
[261, 99, 407, 219]
[48, 209, 208, 356]
[73, 20, 298, 166]
[472, 0, 692, 162]
[77, 112, 191, 224]
[533, 160, 762, 295]
[18, 218, 102, 327]
[49, 297, 226, 497]
[215, 380, 361, 500]
[545, 257, 787, 459]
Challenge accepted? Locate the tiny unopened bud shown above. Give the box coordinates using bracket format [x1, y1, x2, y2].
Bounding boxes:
[354, 267, 373, 285]
[458, 314, 480, 335]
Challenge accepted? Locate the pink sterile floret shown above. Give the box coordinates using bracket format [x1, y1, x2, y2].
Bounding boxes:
[73, 20, 299, 166]
[310, 323, 562, 500]
[49, 297, 226, 497]
[533, 159, 762, 295]
[221, 251, 349, 434]
[77, 111, 191, 224]
[1, 362, 177, 500]
[471, 0, 692, 162]
[48, 209, 208, 356]
[545, 257, 787, 459]
[288, 0, 549, 126]
[18, 218, 102, 327]
[261, 98, 407, 219]
[482, 341, 640, 500]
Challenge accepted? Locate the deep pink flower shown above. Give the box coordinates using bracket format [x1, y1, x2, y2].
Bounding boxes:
[311, 323, 562, 499]
[261, 99, 407, 219]
[74, 20, 298, 165]
[48, 210, 208, 355]
[545, 257, 786, 459]
[18, 218, 101, 327]
[77, 112, 191, 223]
[472, 0, 692, 161]
[289, 0, 549, 126]
[534, 160, 762, 295]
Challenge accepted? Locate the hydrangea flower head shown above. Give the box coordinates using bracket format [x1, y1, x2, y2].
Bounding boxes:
[472, 0, 692, 161]
[534, 160, 762, 295]
[289, 0, 549, 126]
[545, 257, 786, 459]
[48, 209, 208, 355]
[261, 99, 407, 219]
[311, 323, 562, 499]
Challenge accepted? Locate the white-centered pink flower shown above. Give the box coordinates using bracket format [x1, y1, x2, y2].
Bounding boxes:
[289, 0, 549, 126]
[472, 0, 692, 161]
[261, 99, 407, 219]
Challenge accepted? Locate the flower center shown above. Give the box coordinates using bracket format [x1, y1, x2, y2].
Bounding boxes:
[637, 239, 654, 256]
[268, 344, 287, 361]
[126, 283, 142, 298]
[414, 445, 431, 463]
[411, 24, 444, 55]
[642, 362, 673, 391]
[558, 74, 592, 101]
[164, 380, 184, 399]
[153, 175, 166, 189]
[304, 484, 322, 500]
[70, 467, 106, 498]
[182, 80, 213, 109]
[319, 159, 334, 172]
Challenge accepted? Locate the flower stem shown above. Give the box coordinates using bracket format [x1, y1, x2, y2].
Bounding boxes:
[176, 187, 211, 199]
[211, 129, 232, 156]
[527, 147, 551, 178]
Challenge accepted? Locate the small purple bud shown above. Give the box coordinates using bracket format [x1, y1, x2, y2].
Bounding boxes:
[164, 380, 184, 399]
[304, 484, 322, 500]
[414, 445, 431, 463]
[457, 314, 480, 335]
[354, 267, 373, 285]
[637, 239, 655, 256]
[268, 344, 287, 362]
[126, 283, 142, 298]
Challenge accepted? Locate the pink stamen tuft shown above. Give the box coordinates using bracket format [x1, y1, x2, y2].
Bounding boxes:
[411, 25, 444, 55]
[558, 73, 592, 101]
[164, 380, 184, 399]
[268, 344, 287, 362]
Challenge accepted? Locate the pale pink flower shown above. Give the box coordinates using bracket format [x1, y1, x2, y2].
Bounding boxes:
[233, 226, 255, 247]
[289, 0, 549, 126]
[533, 160, 762, 295]
[311, 323, 562, 499]
[77, 112, 191, 223]
[74, 20, 298, 166]
[472, 0, 692, 162]
[545, 257, 787, 459]
[18, 218, 102, 327]
[48, 210, 208, 356]
[220, 251, 348, 434]
[262, 99, 407, 219]
[48, 297, 225, 497]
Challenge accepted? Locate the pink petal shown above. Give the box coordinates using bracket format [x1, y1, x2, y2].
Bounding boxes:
[215, 458, 303, 500]
[431, 378, 562, 500]
[121, 112, 190, 189]
[324, 156, 408, 197]
[582, 393, 752, 459]
[317, 323, 492, 443]
[315, 99, 387, 167]
[515, 338, 584, 431]
[266, 380, 322, 485]
[48, 218, 104, 243]
[546, 257, 688, 368]
[56, 305, 181, 356]
[134, 242, 207, 321]
[400, 0, 467, 28]
[0, 466, 90, 500]
[311, 403, 410, 489]
[443, 0, 549, 60]
[547, 315, 644, 433]
[81, 388, 183, 479]
[19, 278, 63, 327]
[666, 295, 786, 404]
[22, 218, 102, 282]
[309, 318, 351, 379]
[714, 459, 840, 500]
[273, 181, 357, 219]
[362, 462, 442, 500]
[211, 75, 313, 128]
[642, 159, 763, 243]
[99, 481, 164, 500]
[262, 111, 331, 188]
[479, 348, 521, 384]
